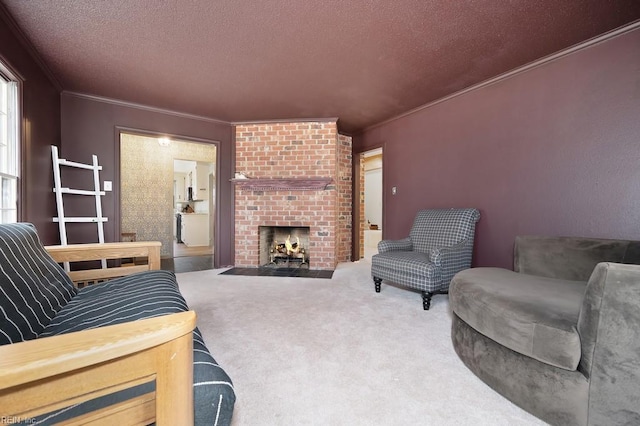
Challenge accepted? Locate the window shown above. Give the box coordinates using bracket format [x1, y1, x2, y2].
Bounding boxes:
[0, 66, 19, 224]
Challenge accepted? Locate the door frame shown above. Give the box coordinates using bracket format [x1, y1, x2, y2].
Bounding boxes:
[352, 145, 385, 261]
[115, 127, 221, 266]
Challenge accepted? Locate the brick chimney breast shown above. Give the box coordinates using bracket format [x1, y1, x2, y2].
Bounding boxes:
[234, 121, 352, 270]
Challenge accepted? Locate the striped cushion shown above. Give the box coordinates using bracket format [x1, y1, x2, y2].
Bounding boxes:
[193, 328, 236, 426]
[38, 270, 235, 426]
[0, 223, 77, 345]
[40, 270, 189, 335]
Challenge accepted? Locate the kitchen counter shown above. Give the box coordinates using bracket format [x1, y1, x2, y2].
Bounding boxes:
[180, 213, 210, 247]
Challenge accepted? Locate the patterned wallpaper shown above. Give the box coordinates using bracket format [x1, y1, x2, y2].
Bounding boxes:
[120, 133, 216, 257]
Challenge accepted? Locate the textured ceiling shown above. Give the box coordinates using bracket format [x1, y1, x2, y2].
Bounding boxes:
[2, 1, 640, 133]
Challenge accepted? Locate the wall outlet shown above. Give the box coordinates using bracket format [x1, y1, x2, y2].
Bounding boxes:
[103, 181, 112, 191]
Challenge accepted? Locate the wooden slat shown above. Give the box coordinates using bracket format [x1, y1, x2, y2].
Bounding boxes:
[45, 241, 162, 286]
[53, 217, 109, 223]
[69, 265, 150, 282]
[148, 244, 161, 270]
[46, 242, 161, 263]
[59, 159, 102, 170]
[11, 374, 155, 419]
[58, 393, 155, 426]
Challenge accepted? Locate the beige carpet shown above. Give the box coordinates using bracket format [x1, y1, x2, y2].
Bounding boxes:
[176, 260, 547, 426]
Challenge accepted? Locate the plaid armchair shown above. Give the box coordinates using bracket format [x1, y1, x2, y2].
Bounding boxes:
[371, 208, 480, 309]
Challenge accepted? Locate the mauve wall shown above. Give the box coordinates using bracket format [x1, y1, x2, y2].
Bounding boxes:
[354, 28, 640, 269]
[0, 9, 60, 244]
[60, 94, 235, 267]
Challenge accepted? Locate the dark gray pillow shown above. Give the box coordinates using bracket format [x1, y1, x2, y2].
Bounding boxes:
[0, 223, 77, 344]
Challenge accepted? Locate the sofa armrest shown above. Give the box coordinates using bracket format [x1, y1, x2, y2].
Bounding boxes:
[377, 237, 413, 254]
[428, 239, 469, 266]
[45, 241, 161, 286]
[429, 238, 475, 287]
[576, 262, 640, 425]
[0, 310, 196, 424]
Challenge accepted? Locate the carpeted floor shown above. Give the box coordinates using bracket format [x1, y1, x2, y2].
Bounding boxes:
[176, 260, 547, 426]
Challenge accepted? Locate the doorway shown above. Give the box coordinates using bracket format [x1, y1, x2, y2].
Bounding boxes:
[119, 132, 217, 266]
[362, 148, 383, 259]
[173, 159, 215, 257]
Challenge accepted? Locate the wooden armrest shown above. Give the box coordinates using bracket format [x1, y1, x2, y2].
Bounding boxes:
[45, 241, 162, 286]
[0, 310, 194, 387]
[0, 311, 195, 424]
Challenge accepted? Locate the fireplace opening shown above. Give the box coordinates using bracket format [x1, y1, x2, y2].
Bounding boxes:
[259, 226, 310, 268]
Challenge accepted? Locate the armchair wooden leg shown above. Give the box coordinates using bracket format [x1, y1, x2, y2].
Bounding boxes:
[373, 277, 382, 293]
[422, 290, 448, 310]
[422, 291, 432, 310]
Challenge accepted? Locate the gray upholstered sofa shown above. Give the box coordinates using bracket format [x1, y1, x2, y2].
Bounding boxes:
[449, 236, 640, 426]
[0, 223, 235, 425]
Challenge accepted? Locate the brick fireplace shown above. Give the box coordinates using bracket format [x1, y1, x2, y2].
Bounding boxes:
[234, 120, 352, 270]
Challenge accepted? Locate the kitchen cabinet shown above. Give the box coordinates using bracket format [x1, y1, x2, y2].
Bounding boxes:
[180, 213, 209, 247]
[194, 162, 209, 201]
[174, 172, 187, 202]
[175, 161, 211, 201]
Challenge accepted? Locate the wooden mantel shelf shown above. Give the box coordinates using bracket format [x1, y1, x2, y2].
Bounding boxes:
[231, 177, 333, 191]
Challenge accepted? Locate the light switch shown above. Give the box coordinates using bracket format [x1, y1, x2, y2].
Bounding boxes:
[104, 181, 112, 191]
[392, 186, 397, 195]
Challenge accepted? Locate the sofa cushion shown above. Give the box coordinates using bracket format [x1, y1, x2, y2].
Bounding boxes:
[371, 251, 440, 291]
[0, 223, 77, 345]
[40, 269, 189, 335]
[450, 267, 586, 370]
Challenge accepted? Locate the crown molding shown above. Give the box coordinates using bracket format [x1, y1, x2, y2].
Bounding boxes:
[361, 19, 640, 134]
[232, 117, 339, 126]
[62, 91, 231, 125]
